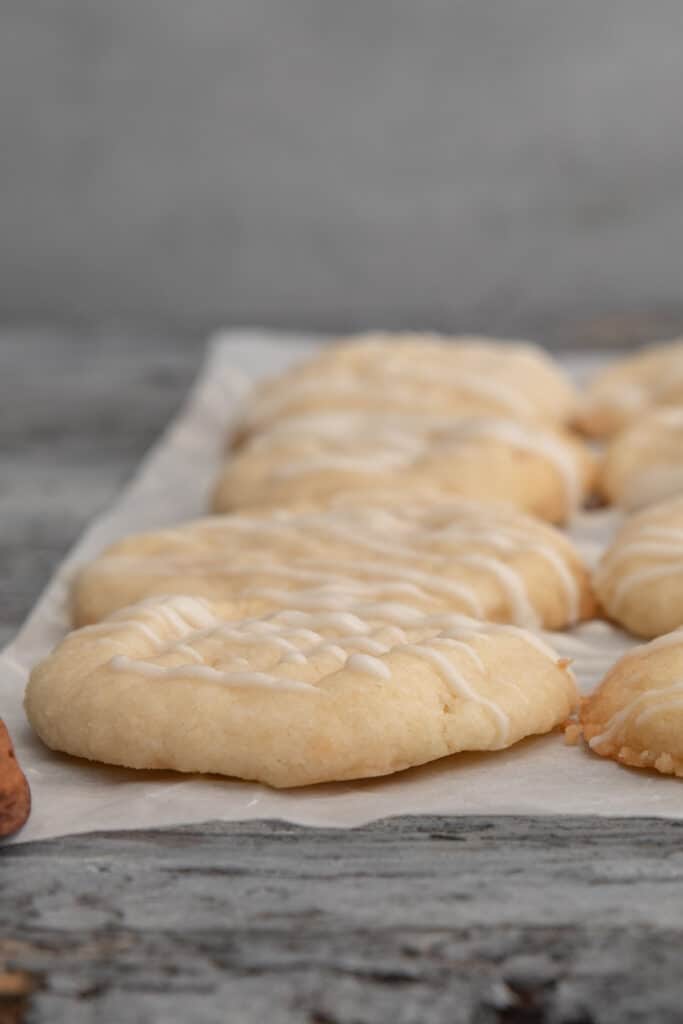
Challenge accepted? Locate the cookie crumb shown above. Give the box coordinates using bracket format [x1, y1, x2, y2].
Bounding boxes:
[655, 752, 675, 775]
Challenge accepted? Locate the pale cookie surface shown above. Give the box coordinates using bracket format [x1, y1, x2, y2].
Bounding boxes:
[599, 408, 683, 511]
[580, 628, 683, 777]
[576, 338, 683, 437]
[72, 499, 595, 630]
[25, 595, 578, 787]
[594, 496, 683, 638]
[213, 412, 595, 524]
[235, 333, 577, 441]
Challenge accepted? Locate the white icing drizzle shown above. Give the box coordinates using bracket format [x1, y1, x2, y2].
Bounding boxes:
[175, 643, 205, 664]
[101, 598, 565, 728]
[127, 595, 220, 631]
[233, 412, 582, 513]
[620, 466, 683, 511]
[110, 556, 487, 619]
[247, 582, 437, 611]
[273, 449, 418, 479]
[241, 336, 571, 430]
[602, 538, 683, 569]
[596, 509, 683, 609]
[635, 690, 683, 727]
[93, 502, 582, 627]
[589, 681, 683, 749]
[611, 561, 683, 610]
[109, 656, 318, 693]
[409, 644, 510, 744]
[586, 629, 683, 747]
[244, 412, 454, 452]
[457, 553, 539, 629]
[256, 559, 485, 615]
[622, 627, 683, 662]
[526, 544, 580, 623]
[651, 408, 683, 427]
[431, 636, 486, 672]
[443, 418, 581, 512]
[435, 631, 532, 704]
[80, 619, 164, 646]
[346, 653, 392, 680]
[242, 374, 489, 428]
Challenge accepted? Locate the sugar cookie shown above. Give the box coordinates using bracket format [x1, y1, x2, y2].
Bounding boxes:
[599, 408, 683, 510]
[235, 334, 577, 442]
[594, 496, 683, 638]
[580, 628, 683, 777]
[577, 339, 683, 438]
[213, 413, 595, 524]
[72, 500, 595, 630]
[26, 595, 578, 787]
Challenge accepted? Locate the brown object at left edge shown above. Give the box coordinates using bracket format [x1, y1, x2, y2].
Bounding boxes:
[0, 719, 31, 837]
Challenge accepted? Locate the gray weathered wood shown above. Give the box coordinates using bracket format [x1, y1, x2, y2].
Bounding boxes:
[3, 327, 683, 1023]
[3, 817, 683, 1023]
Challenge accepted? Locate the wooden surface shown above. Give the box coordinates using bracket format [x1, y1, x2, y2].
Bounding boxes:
[2, 327, 683, 1023]
[4, 817, 683, 1023]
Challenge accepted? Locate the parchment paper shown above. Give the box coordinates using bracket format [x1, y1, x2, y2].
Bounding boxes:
[2, 330, 680, 845]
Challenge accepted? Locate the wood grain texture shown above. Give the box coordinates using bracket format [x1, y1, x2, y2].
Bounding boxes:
[3, 817, 683, 1023]
[3, 327, 683, 1023]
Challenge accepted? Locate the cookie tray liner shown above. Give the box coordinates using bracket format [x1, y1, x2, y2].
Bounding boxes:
[2, 331, 677, 845]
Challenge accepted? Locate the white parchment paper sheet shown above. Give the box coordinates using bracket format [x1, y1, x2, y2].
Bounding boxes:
[2, 331, 680, 845]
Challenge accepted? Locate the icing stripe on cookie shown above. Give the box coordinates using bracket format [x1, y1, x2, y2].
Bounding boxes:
[445, 419, 581, 512]
[109, 656, 320, 693]
[409, 644, 510, 744]
[100, 600, 567, 720]
[589, 680, 683, 750]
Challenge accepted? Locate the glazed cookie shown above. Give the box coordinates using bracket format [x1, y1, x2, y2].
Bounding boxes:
[26, 595, 578, 787]
[577, 338, 683, 438]
[594, 496, 683, 638]
[71, 499, 595, 630]
[213, 413, 595, 524]
[599, 408, 683, 510]
[580, 628, 683, 777]
[235, 333, 577, 441]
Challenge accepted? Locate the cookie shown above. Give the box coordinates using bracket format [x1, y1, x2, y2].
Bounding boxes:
[213, 413, 596, 524]
[26, 595, 578, 787]
[599, 408, 683, 510]
[594, 496, 683, 638]
[72, 499, 595, 630]
[576, 339, 683, 438]
[580, 628, 683, 777]
[235, 333, 577, 442]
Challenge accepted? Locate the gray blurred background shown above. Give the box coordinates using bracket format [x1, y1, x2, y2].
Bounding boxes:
[2, 0, 683, 337]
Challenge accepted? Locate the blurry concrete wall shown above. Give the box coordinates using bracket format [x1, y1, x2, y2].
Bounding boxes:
[2, 0, 683, 331]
